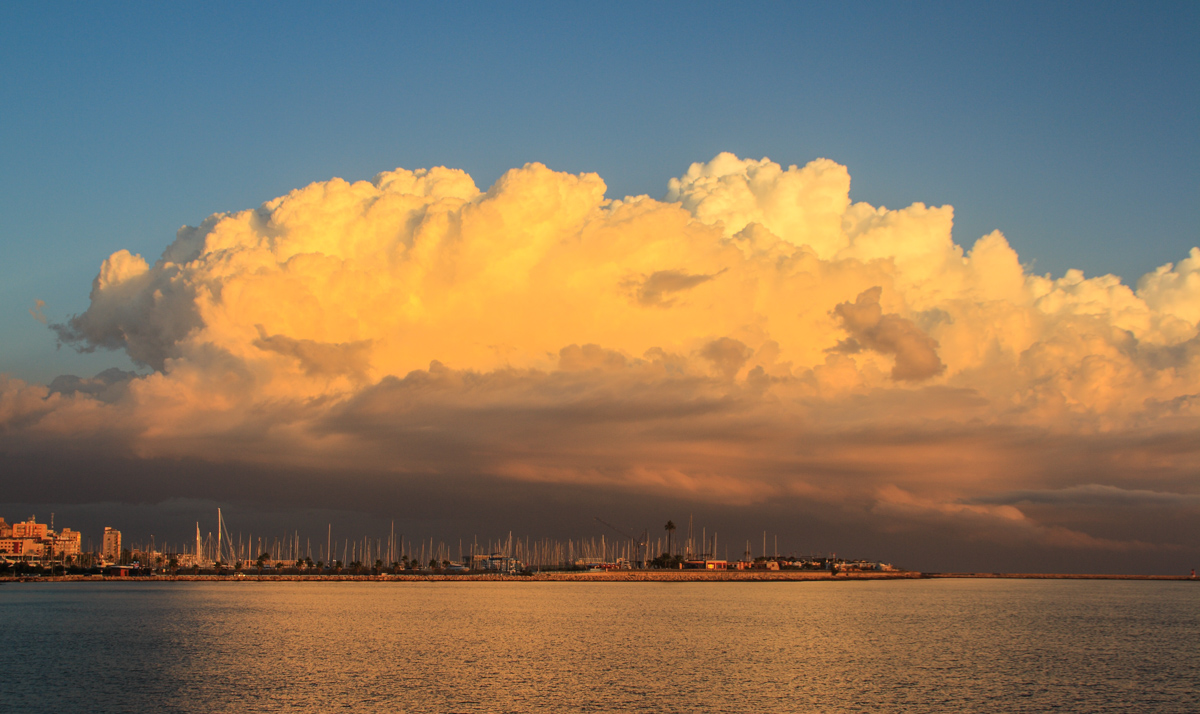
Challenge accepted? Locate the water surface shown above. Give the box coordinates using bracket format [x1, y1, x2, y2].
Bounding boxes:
[1, 579, 1196, 713]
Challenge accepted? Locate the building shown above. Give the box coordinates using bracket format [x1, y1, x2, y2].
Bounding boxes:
[471, 553, 521, 572]
[0, 516, 82, 562]
[103, 527, 122, 563]
[50, 528, 82, 558]
[12, 518, 48, 540]
[0, 537, 34, 560]
[750, 559, 780, 570]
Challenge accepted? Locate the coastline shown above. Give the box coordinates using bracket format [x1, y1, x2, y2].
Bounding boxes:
[2, 571, 1195, 583]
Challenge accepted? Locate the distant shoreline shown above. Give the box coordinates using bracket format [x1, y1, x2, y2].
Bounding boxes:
[3, 571, 1195, 583]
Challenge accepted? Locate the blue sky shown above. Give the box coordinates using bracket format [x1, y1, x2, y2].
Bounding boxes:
[2, 2, 1197, 383]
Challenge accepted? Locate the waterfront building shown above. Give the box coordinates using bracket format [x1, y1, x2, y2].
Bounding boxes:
[471, 553, 522, 572]
[0, 537, 34, 559]
[0, 516, 83, 562]
[0, 516, 44, 560]
[841, 560, 895, 572]
[103, 527, 122, 562]
[131, 548, 164, 568]
[50, 528, 82, 558]
[12, 518, 48, 540]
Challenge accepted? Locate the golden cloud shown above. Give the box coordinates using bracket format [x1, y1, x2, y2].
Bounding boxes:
[9, 153, 1200, 553]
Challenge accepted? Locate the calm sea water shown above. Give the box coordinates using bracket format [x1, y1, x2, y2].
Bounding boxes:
[1, 579, 1196, 713]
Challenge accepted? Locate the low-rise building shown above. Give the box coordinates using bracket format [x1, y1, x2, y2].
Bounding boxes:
[472, 553, 522, 572]
[12, 518, 48, 540]
[0, 537, 34, 559]
[0, 516, 83, 562]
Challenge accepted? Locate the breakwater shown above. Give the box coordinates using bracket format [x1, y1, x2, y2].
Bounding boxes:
[9, 571, 916, 583]
[5, 571, 1195, 583]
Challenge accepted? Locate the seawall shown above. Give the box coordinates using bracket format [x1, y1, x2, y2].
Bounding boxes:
[4, 571, 1195, 583]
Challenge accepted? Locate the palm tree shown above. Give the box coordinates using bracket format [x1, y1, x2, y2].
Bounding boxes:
[665, 520, 676, 559]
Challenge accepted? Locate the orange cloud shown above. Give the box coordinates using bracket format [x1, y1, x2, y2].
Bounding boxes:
[9, 154, 1200, 557]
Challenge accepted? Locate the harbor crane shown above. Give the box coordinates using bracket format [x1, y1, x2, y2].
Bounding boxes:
[594, 517, 649, 569]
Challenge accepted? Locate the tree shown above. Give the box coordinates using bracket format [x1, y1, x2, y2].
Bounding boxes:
[651, 552, 685, 569]
[665, 520, 676, 557]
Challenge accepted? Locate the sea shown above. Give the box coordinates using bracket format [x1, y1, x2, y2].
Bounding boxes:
[0, 579, 1196, 713]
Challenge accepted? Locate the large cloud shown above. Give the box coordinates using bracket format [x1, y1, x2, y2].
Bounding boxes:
[8, 153, 1200, 565]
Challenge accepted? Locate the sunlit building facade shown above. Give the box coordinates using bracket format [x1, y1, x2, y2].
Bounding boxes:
[102, 527, 122, 563]
[0, 516, 83, 562]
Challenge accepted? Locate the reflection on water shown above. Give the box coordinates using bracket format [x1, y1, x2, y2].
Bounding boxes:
[1, 579, 1197, 713]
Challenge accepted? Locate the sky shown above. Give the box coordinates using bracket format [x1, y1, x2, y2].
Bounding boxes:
[1, 3, 1198, 573]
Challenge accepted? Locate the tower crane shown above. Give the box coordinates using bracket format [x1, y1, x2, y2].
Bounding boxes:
[594, 517, 648, 569]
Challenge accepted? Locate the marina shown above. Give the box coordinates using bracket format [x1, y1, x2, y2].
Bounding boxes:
[1, 510, 901, 578]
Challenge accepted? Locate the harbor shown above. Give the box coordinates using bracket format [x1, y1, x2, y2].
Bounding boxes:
[0, 510, 902, 579]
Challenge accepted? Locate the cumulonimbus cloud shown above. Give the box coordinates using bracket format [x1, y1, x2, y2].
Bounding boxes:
[7, 153, 1200, 554]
